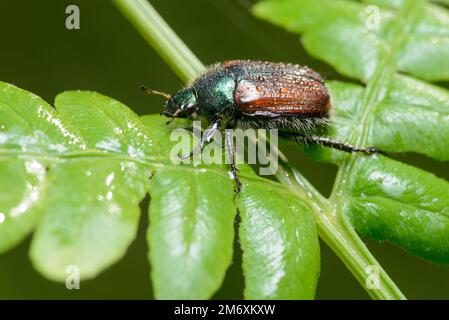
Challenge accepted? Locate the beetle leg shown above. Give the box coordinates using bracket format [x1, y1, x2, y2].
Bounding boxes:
[225, 129, 241, 195]
[279, 132, 384, 155]
[303, 136, 385, 155]
[179, 117, 222, 159]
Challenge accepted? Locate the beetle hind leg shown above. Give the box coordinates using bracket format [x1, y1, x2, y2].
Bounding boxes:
[305, 136, 384, 154]
[279, 132, 384, 155]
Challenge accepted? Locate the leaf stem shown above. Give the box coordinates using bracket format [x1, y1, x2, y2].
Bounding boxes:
[276, 163, 405, 300]
[113, 0, 204, 82]
[113, 0, 406, 300]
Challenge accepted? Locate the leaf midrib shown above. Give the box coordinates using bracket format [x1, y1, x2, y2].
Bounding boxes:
[332, 0, 426, 200]
[0, 147, 278, 188]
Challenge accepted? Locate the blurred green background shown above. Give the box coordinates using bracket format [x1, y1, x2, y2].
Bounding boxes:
[0, 0, 448, 299]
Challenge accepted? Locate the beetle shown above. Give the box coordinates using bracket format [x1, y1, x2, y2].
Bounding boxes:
[142, 60, 381, 192]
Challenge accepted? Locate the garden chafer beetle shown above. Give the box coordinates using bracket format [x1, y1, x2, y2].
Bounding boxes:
[143, 60, 381, 192]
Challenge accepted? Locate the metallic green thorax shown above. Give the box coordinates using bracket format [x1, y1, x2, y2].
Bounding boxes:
[165, 67, 237, 118]
[192, 72, 235, 117]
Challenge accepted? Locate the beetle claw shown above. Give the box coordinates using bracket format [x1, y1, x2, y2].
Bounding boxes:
[178, 151, 194, 159]
[363, 146, 386, 155]
[233, 178, 242, 197]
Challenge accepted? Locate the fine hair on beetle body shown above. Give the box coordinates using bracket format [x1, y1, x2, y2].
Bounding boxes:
[142, 60, 383, 193]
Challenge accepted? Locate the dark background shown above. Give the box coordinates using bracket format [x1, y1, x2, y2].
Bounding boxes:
[0, 0, 448, 299]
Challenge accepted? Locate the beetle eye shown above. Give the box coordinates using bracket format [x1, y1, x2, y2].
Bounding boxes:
[180, 103, 194, 111]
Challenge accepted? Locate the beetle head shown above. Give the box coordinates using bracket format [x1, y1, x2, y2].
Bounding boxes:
[141, 85, 197, 122]
[162, 89, 197, 118]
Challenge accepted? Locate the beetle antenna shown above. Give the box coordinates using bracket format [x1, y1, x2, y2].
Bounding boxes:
[141, 85, 171, 100]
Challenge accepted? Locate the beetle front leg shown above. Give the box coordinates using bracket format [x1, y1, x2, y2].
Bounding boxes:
[179, 117, 222, 159]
